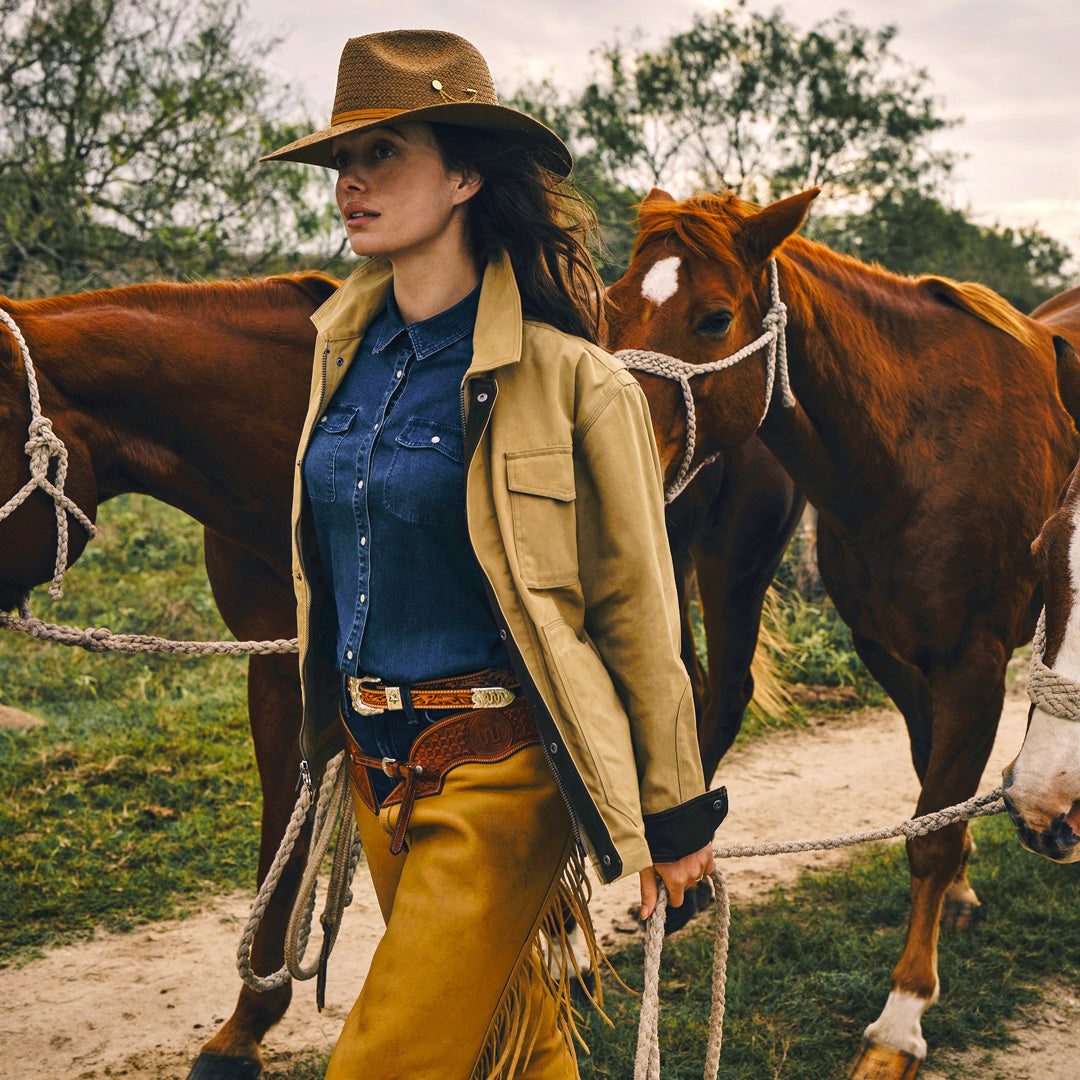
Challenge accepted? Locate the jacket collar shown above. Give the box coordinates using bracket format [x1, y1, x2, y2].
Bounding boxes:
[310, 251, 523, 375]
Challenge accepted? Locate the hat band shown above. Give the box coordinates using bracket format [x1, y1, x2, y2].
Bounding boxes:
[331, 107, 405, 126]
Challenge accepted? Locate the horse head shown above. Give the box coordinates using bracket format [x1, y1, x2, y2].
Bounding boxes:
[1002, 336, 1080, 861]
[607, 187, 818, 492]
[0, 301, 98, 611]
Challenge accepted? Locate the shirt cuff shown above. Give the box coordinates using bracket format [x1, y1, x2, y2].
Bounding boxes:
[642, 787, 728, 864]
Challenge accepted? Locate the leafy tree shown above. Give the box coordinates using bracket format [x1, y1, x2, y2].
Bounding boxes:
[514, 4, 954, 207]
[809, 189, 1073, 311]
[0, 0, 342, 297]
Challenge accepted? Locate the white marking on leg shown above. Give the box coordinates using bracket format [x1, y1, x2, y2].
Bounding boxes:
[641, 256, 681, 306]
[863, 988, 936, 1058]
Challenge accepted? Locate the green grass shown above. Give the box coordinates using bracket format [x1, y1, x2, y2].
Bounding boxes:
[576, 814, 1080, 1079]
[0, 494, 260, 960]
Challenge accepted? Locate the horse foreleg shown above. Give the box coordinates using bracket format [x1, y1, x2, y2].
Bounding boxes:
[848, 636, 1005, 1080]
[189, 653, 309, 1079]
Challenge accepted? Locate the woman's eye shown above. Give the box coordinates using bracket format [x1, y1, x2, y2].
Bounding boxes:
[371, 143, 394, 161]
[330, 152, 348, 171]
[697, 311, 733, 337]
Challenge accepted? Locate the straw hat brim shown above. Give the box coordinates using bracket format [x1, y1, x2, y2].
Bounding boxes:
[260, 101, 572, 177]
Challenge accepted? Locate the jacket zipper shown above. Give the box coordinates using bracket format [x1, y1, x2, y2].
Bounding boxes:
[461, 375, 587, 853]
[296, 342, 331, 793]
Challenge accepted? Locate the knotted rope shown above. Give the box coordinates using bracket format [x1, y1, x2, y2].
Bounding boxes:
[616, 258, 796, 504]
[0, 308, 298, 655]
[635, 785, 1005, 1079]
[237, 751, 362, 1002]
[0, 308, 96, 598]
[1026, 608, 1080, 721]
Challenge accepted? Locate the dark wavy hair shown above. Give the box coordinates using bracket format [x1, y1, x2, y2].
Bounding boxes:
[430, 123, 604, 344]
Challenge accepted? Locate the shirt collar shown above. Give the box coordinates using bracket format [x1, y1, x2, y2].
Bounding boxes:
[370, 282, 481, 360]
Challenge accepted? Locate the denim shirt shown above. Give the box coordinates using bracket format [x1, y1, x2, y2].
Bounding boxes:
[302, 284, 509, 685]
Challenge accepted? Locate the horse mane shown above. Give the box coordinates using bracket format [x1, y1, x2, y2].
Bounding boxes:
[917, 277, 1040, 350]
[10, 272, 340, 317]
[634, 190, 1040, 350]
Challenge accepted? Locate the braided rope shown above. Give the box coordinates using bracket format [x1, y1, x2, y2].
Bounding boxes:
[237, 752, 362, 993]
[616, 258, 796, 504]
[1027, 608, 1080, 721]
[0, 602, 299, 654]
[0, 308, 96, 598]
[636, 786, 1005, 1077]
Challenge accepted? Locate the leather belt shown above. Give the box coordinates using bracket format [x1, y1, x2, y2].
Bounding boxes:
[342, 697, 539, 854]
[346, 667, 520, 715]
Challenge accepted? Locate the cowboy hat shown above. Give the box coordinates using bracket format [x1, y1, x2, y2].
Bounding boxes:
[261, 29, 572, 177]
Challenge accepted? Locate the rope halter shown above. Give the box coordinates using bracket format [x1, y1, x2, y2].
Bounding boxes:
[615, 258, 796, 503]
[0, 307, 96, 599]
[1027, 607, 1080, 722]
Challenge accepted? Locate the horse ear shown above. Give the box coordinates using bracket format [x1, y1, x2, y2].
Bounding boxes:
[1053, 334, 1080, 429]
[740, 188, 820, 266]
[643, 188, 675, 205]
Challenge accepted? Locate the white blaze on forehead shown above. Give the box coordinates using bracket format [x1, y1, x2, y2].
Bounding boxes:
[641, 256, 681, 306]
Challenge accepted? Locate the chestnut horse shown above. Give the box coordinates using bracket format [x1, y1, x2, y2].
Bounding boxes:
[0, 275, 339, 1080]
[606, 188, 1080, 1080]
[0, 274, 798, 1075]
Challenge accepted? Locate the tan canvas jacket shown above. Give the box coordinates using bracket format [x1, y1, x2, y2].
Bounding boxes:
[291, 252, 727, 884]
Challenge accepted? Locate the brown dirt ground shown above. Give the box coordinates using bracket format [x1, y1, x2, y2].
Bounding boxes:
[3, 677, 1078, 1080]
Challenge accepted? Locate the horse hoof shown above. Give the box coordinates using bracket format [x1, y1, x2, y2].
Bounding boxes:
[940, 897, 983, 932]
[186, 1052, 263, 1080]
[845, 1039, 920, 1080]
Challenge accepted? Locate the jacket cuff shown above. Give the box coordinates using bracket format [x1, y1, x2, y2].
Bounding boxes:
[642, 787, 728, 864]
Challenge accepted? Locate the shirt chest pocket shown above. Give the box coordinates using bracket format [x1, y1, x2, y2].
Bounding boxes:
[506, 447, 578, 589]
[304, 404, 360, 503]
[383, 417, 465, 525]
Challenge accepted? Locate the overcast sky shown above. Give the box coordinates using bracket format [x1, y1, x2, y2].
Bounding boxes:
[256, 0, 1080, 261]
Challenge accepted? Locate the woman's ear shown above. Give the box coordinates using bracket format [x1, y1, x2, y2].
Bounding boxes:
[451, 168, 484, 206]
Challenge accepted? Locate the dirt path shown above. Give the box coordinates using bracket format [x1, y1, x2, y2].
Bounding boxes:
[3, 683, 1077, 1079]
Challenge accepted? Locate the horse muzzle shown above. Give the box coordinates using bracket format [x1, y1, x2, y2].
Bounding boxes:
[1002, 791, 1080, 862]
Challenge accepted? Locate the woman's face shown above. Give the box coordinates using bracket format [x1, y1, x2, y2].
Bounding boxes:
[330, 122, 479, 263]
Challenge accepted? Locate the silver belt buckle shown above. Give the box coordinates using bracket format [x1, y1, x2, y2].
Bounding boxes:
[470, 686, 516, 709]
[350, 674, 386, 715]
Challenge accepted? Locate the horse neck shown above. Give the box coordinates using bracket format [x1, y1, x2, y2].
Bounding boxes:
[18, 285, 314, 572]
[760, 241, 963, 525]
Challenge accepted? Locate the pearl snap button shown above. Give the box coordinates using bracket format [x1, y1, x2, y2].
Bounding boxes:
[357, 480, 363, 489]
[346, 650, 353, 660]
[360, 537, 366, 546]
[431, 436, 441, 444]
[360, 593, 366, 603]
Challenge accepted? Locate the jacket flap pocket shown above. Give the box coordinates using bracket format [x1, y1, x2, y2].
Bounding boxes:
[395, 417, 464, 462]
[506, 447, 575, 501]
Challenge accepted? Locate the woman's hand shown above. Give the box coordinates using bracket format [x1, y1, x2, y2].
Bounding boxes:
[639, 840, 715, 920]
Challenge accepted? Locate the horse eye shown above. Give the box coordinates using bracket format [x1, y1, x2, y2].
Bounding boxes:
[697, 311, 732, 337]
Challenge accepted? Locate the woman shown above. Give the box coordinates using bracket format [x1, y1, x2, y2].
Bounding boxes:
[262, 29, 726, 1080]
